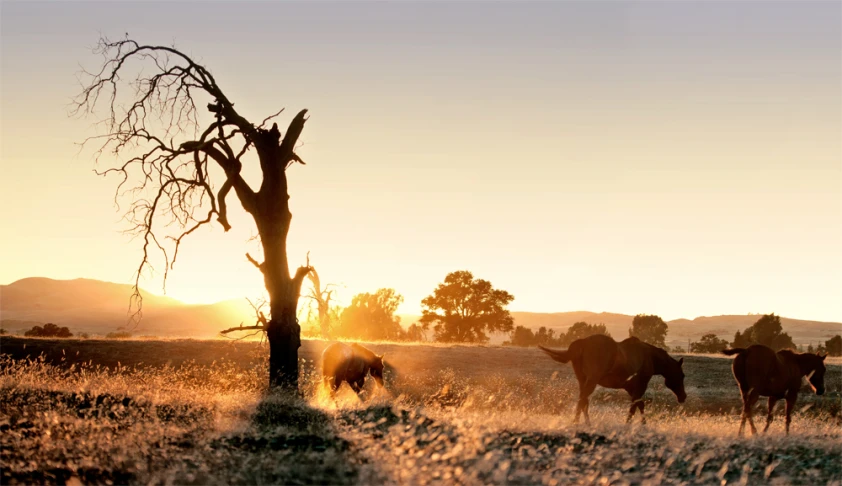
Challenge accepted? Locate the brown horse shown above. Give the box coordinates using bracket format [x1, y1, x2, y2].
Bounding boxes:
[322, 342, 386, 397]
[722, 345, 826, 435]
[540, 335, 686, 424]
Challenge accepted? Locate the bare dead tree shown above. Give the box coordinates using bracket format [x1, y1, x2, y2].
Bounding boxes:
[303, 254, 339, 339]
[72, 36, 312, 390]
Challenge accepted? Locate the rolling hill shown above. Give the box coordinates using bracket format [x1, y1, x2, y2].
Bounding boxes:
[0, 277, 255, 337]
[1, 277, 839, 346]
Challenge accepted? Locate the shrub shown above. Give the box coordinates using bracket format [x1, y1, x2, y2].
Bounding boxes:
[105, 331, 133, 339]
[24, 323, 73, 338]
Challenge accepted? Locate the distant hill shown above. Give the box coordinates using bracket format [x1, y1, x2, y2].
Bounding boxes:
[0, 277, 254, 337]
[2, 277, 839, 346]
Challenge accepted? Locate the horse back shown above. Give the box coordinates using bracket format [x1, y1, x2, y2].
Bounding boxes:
[322, 343, 367, 382]
[576, 335, 621, 379]
[733, 345, 799, 396]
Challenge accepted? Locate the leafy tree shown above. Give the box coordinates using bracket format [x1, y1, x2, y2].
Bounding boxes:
[73, 37, 314, 390]
[733, 329, 752, 348]
[826, 335, 842, 357]
[506, 326, 538, 347]
[730, 314, 795, 351]
[24, 323, 73, 338]
[420, 271, 514, 343]
[559, 322, 610, 346]
[506, 322, 610, 348]
[629, 314, 668, 348]
[690, 333, 729, 354]
[404, 323, 428, 342]
[335, 289, 404, 341]
[536, 327, 558, 344]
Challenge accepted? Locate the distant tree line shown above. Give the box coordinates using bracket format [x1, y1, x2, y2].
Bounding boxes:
[13, 323, 130, 340]
[806, 335, 841, 356]
[505, 322, 610, 347]
[300, 268, 842, 355]
[301, 270, 514, 344]
[24, 323, 73, 338]
[683, 314, 841, 356]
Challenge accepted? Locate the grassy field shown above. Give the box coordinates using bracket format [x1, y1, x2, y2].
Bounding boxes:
[1, 336, 840, 485]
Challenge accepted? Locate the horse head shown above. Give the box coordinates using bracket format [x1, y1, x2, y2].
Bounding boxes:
[663, 356, 687, 403]
[802, 352, 827, 396]
[369, 353, 386, 388]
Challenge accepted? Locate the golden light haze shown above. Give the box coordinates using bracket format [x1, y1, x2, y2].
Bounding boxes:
[1, 2, 840, 322]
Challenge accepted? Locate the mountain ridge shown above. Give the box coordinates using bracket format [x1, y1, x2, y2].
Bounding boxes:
[2, 277, 840, 346]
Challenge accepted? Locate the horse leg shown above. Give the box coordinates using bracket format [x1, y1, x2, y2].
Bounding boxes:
[626, 384, 647, 425]
[739, 389, 758, 436]
[745, 391, 760, 436]
[763, 397, 778, 433]
[626, 394, 645, 424]
[784, 393, 797, 435]
[626, 400, 637, 424]
[325, 376, 338, 398]
[577, 379, 597, 426]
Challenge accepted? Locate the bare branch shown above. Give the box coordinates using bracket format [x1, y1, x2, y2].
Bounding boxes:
[72, 36, 283, 320]
[246, 253, 263, 271]
[220, 324, 266, 335]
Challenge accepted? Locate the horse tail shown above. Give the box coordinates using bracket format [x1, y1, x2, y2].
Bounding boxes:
[721, 348, 746, 356]
[538, 345, 578, 364]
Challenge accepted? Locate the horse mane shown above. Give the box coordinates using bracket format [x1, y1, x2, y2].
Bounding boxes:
[646, 342, 680, 372]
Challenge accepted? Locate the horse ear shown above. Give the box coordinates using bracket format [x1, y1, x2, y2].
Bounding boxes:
[678, 357, 684, 366]
[820, 353, 826, 361]
[379, 354, 385, 363]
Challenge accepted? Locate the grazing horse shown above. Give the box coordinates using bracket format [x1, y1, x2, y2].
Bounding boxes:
[539, 335, 686, 424]
[322, 342, 386, 397]
[722, 345, 826, 435]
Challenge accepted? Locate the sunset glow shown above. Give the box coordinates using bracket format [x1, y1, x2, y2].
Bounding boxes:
[1, 1, 840, 322]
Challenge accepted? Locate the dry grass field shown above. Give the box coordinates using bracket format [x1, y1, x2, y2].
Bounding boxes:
[2, 336, 840, 485]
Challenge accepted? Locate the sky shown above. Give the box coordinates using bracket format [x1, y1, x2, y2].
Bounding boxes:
[1, 1, 840, 322]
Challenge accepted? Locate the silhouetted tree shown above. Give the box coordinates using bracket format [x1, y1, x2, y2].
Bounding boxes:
[629, 314, 668, 348]
[303, 257, 339, 339]
[730, 314, 795, 351]
[420, 271, 514, 343]
[559, 322, 610, 346]
[506, 325, 538, 347]
[404, 323, 428, 342]
[690, 333, 729, 354]
[72, 37, 313, 390]
[733, 329, 752, 348]
[335, 289, 404, 341]
[825, 335, 841, 357]
[25, 323, 73, 338]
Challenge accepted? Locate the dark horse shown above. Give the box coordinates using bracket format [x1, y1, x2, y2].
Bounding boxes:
[322, 342, 386, 397]
[722, 345, 826, 435]
[540, 335, 686, 424]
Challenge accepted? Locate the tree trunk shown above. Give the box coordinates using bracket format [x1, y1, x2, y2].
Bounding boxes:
[260, 228, 304, 391]
[252, 111, 310, 391]
[266, 309, 301, 390]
